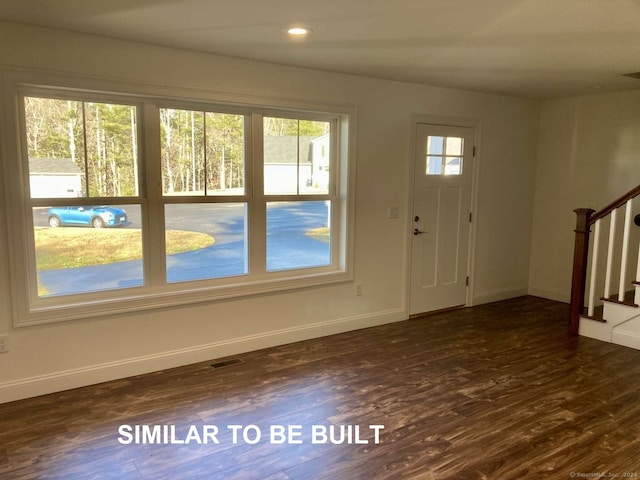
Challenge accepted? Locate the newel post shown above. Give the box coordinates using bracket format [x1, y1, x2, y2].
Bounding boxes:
[569, 208, 595, 336]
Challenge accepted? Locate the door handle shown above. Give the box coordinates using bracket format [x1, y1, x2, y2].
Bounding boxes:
[413, 228, 427, 236]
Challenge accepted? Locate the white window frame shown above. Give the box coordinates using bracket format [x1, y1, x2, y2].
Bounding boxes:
[0, 71, 356, 326]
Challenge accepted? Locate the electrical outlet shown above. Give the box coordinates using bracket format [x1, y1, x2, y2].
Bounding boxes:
[0, 335, 8, 353]
[355, 283, 363, 296]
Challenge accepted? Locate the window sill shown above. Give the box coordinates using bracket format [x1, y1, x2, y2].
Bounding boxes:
[16, 269, 353, 327]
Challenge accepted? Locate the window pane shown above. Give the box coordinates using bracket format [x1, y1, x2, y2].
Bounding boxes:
[25, 97, 86, 198]
[160, 109, 246, 196]
[427, 136, 444, 155]
[160, 109, 204, 195]
[445, 136, 463, 156]
[264, 117, 330, 195]
[444, 156, 462, 175]
[24, 97, 140, 198]
[266, 201, 331, 271]
[205, 112, 245, 196]
[33, 205, 143, 296]
[165, 203, 247, 282]
[426, 156, 443, 175]
[84, 102, 139, 197]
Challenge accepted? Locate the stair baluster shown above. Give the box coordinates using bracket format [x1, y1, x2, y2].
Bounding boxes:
[636, 242, 640, 288]
[587, 219, 601, 318]
[604, 209, 617, 300]
[619, 200, 633, 301]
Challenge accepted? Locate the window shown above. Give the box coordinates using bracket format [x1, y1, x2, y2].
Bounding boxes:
[263, 117, 332, 271]
[25, 96, 144, 297]
[160, 107, 249, 283]
[426, 136, 463, 176]
[5, 81, 353, 325]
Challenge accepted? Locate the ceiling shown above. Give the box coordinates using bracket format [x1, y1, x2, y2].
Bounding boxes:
[1, 0, 640, 99]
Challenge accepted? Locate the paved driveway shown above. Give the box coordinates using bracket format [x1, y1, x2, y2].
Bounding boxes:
[37, 202, 330, 296]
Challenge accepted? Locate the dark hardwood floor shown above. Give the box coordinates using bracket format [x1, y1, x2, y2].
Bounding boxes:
[2, 296, 640, 479]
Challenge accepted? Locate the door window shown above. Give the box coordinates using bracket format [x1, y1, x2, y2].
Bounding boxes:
[426, 136, 464, 176]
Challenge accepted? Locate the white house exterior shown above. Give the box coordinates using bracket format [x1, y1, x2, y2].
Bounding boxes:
[263, 135, 330, 194]
[29, 158, 83, 198]
[309, 133, 330, 191]
[263, 136, 313, 194]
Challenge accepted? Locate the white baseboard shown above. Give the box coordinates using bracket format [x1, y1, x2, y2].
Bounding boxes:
[0, 308, 407, 404]
[612, 330, 640, 350]
[527, 287, 570, 303]
[472, 286, 529, 306]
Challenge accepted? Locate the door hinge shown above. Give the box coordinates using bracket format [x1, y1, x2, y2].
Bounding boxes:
[466, 276, 469, 286]
[469, 212, 472, 223]
[473, 146, 476, 157]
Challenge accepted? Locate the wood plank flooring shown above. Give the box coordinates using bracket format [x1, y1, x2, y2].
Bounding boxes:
[2, 296, 640, 479]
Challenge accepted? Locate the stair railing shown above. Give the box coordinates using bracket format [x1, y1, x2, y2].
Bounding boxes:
[569, 184, 640, 336]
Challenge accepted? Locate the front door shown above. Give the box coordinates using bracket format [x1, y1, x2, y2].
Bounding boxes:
[410, 123, 474, 315]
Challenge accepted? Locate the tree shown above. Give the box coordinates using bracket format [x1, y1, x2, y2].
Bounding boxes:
[25, 97, 83, 163]
[263, 117, 329, 138]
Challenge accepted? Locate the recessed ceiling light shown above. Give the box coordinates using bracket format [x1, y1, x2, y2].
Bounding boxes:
[288, 27, 311, 37]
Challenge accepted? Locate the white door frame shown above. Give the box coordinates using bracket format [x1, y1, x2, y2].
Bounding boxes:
[405, 114, 481, 315]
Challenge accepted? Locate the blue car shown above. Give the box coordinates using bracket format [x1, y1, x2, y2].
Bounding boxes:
[47, 206, 130, 228]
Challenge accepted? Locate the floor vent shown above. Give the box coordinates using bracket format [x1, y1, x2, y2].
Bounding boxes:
[211, 359, 243, 369]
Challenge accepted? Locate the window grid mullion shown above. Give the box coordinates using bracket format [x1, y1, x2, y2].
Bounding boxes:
[248, 112, 266, 276]
[143, 103, 167, 287]
[203, 112, 208, 196]
[80, 102, 90, 196]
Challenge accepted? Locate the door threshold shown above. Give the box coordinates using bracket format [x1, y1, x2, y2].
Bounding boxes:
[409, 304, 465, 319]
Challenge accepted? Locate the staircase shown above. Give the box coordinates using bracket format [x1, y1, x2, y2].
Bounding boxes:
[569, 184, 640, 349]
[580, 284, 640, 349]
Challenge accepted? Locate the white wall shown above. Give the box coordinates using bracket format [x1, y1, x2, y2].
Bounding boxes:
[529, 90, 640, 302]
[0, 22, 539, 402]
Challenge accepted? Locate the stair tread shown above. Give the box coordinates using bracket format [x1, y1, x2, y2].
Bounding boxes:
[601, 297, 639, 307]
[601, 289, 638, 307]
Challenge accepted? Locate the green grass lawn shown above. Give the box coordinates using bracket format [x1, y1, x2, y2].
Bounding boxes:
[34, 227, 215, 271]
[306, 227, 330, 243]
